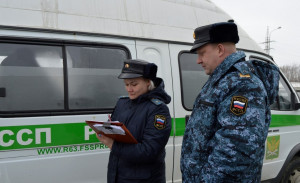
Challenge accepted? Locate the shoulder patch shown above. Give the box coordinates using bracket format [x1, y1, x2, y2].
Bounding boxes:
[151, 98, 164, 105]
[230, 96, 248, 115]
[154, 115, 166, 130]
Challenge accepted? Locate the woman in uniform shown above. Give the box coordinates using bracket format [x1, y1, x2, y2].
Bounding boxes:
[96, 59, 172, 183]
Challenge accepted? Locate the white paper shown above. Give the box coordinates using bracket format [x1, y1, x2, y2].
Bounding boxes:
[93, 124, 125, 135]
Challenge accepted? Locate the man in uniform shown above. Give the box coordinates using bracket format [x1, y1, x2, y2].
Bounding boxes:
[180, 21, 280, 182]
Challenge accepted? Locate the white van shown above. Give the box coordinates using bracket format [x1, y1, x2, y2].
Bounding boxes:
[0, 0, 299, 183]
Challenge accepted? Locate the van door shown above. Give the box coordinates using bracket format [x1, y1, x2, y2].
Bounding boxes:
[135, 40, 175, 182]
[261, 74, 300, 181]
[0, 37, 134, 183]
[168, 43, 206, 183]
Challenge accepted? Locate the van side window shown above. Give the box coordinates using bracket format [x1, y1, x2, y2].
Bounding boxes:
[0, 43, 64, 111]
[179, 52, 209, 110]
[270, 76, 292, 110]
[66, 46, 127, 109]
[0, 41, 130, 116]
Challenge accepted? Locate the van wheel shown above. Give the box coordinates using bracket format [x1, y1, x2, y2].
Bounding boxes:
[280, 157, 300, 183]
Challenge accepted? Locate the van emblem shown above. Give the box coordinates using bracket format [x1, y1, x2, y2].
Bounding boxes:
[266, 135, 280, 160]
[125, 64, 130, 68]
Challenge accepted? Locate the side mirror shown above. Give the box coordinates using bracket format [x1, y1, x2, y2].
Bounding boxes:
[291, 92, 300, 110]
[295, 103, 300, 110]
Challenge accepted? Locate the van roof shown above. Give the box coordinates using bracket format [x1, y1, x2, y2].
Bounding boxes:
[0, 0, 263, 52]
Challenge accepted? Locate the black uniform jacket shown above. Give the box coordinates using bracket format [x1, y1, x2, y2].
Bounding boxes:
[108, 78, 172, 183]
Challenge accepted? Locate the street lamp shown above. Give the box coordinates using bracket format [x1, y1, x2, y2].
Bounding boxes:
[264, 26, 281, 55]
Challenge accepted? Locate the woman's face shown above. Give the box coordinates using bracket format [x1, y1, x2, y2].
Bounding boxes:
[124, 77, 150, 100]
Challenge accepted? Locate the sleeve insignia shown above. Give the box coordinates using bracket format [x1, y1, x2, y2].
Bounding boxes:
[230, 96, 248, 115]
[154, 115, 166, 130]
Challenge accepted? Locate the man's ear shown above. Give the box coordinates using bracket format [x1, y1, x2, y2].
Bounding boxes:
[217, 43, 225, 56]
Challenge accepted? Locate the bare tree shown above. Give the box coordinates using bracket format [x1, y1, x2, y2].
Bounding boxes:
[280, 64, 300, 82]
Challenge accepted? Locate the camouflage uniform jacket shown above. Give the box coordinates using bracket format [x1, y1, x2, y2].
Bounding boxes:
[180, 51, 279, 183]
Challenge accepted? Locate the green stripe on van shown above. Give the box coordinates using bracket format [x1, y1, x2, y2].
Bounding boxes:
[1, 114, 299, 151]
[173, 114, 300, 136]
[173, 118, 186, 136]
[270, 114, 300, 127]
[0, 123, 98, 151]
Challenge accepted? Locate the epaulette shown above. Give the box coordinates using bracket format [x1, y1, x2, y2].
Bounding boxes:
[151, 98, 164, 105]
[233, 61, 253, 79]
[119, 96, 129, 99]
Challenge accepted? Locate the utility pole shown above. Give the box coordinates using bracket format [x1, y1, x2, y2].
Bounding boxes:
[263, 26, 281, 55]
[264, 26, 270, 54]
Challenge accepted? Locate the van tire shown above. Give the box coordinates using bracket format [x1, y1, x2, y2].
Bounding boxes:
[280, 157, 300, 183]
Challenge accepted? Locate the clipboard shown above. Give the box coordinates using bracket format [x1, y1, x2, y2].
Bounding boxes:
[86, 120, 138, 144]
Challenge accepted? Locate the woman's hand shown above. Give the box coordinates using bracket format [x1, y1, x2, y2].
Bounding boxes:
[96, 133, 114, 150]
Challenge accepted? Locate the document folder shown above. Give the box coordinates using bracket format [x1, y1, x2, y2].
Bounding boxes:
[86, 120, 138, 144]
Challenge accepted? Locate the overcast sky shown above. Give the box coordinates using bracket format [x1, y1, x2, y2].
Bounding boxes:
[210, 0, 300, 66]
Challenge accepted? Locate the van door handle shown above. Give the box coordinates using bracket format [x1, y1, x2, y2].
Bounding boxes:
[0, 88, 6, 97]
[185, 115, 190, 126]
[268, 129, 280, 133]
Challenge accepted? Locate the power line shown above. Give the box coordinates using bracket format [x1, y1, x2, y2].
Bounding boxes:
[261, 26, 281, 55]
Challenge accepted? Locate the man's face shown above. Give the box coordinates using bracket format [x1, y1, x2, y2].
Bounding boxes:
[196, 44, 220, 75]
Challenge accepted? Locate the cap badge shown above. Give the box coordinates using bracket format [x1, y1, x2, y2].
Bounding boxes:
[125, 64, 130, 68]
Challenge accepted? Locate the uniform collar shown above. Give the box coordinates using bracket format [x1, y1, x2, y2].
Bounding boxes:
[130, 78, 171, 105]
[206, 51, 246, 87]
